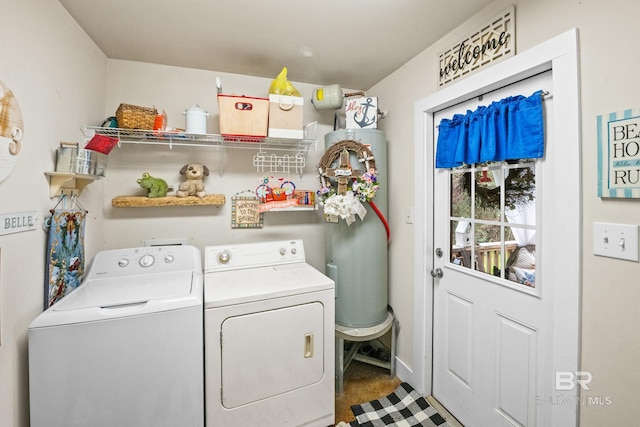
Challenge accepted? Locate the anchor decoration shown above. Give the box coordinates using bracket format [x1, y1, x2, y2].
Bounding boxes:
[346, 96, 378, 130]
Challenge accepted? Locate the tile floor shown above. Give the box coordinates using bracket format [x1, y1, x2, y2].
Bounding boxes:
[334, 360, 401, 425]
[334, 360, 463, 427]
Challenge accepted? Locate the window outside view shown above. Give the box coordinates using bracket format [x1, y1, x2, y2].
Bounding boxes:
[449, 160, 537, 288]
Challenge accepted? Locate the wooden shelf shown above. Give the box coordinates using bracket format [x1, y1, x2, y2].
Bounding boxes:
[112, 194, 226, 208]
[46, 172, 101, 197]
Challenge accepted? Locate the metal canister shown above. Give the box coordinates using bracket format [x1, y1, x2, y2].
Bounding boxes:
[311, 84, 344, 111]
[55, 142, 79, 173]
[55, 142, 107, 176]
[183, 105, 210, 134]
[71, 149, 95, 175]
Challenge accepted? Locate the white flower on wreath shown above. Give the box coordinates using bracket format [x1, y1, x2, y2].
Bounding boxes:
[317, 168, 379, 225]
[322, 191, 366, 225]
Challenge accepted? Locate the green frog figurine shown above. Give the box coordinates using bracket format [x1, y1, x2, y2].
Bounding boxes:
[137, 172, 170, 198]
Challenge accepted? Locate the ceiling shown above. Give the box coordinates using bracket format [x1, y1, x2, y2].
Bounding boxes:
[59, 0, 495, 91]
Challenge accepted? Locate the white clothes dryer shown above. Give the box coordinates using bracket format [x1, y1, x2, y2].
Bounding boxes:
[28, 245, 204, 427]
[204, 240, 335, 426]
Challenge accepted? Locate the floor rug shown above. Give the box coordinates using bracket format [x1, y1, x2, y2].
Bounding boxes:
[348, 382, 450, 427]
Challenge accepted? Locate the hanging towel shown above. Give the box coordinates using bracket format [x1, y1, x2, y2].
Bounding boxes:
[44, 208, 86, 308]
[436, 90, 545, 168]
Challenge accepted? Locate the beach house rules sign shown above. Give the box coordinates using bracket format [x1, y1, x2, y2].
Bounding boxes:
[597, 107, 640, 198]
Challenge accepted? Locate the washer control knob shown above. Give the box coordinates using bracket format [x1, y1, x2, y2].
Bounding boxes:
[164, 255, 175, 263]
[139, 254, 155, 267]
[291, 248, 297, 255]
[279, 247, 286, 256]
[218, 251, 231, 264]
[118, 258, 129, 267]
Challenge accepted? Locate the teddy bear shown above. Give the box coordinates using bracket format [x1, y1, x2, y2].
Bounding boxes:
[137, 172, 170, 198]
[177, 163, 209, 198]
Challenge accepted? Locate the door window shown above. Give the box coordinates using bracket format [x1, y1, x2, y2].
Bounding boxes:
[449, 160, 537, 291]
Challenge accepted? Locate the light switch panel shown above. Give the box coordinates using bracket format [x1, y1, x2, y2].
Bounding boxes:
[405, 207, 414, 224]
[593, 222, 639, 262]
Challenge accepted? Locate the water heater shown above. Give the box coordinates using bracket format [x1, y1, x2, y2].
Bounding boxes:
[324, 129, 388, 328]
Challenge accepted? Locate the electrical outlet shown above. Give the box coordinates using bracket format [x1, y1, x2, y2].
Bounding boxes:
[593, 222, 639, 262]
[405, 207, 414, 224]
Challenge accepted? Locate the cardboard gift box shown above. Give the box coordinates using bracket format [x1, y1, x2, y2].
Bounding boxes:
[218, 94, 269, 138]
[268, 94, 304, 139]
[293, 190, 315, 205]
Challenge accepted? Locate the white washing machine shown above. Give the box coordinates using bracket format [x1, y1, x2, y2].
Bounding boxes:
[28, 245, 204, 427]
[204, 239, 335, 426]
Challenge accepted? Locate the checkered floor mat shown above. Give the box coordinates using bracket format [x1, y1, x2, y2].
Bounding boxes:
[349, 382, 450, 427]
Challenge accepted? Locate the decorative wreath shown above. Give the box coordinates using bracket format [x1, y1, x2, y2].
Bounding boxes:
[317, 139, 377, 202]
[317, 139, 383, 228]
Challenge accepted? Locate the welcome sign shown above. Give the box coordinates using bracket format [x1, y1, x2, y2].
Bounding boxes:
[597, 108, 640, 198]
[438, 6, 515, 88]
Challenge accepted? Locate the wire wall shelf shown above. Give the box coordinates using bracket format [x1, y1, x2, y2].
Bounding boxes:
[83, 126, 317, 177]
[82, 127, 316, 153]
[252, 152, 306, 175]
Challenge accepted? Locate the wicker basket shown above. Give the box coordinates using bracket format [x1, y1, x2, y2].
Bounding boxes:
[115, 103, 157, 129]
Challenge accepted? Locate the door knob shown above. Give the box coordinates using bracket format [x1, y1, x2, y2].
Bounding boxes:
[430, 268, 444, 279]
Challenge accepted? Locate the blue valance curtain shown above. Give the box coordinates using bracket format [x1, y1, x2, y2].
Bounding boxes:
[436, 90, 545, 168]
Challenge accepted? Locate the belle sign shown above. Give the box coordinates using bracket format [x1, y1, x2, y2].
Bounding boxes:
[0, 211, 39, 236]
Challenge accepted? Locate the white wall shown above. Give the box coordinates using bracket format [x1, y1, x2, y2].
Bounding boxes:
[101, 60, 337, 271]
[371, 0, 640, 425]
[2, 1, 639, 426]
[0, 1, 107, 426]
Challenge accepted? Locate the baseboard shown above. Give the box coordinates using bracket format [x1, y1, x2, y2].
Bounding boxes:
[393, 355, 412, 383]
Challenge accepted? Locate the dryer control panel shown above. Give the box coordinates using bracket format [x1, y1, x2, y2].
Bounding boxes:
[204, 240, 305, 272]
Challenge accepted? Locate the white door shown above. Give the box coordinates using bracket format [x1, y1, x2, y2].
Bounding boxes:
[414, 29, 580, 427]
[432, 72, 555, 426]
